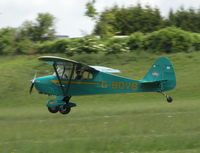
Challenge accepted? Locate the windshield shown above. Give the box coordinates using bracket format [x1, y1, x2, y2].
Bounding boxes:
[53, 63, 74, 79]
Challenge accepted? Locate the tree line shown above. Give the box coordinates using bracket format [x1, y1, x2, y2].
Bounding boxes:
[92, 4, 200, 37]
[9, 27, 200, 56]
[0, 4, 200, 55]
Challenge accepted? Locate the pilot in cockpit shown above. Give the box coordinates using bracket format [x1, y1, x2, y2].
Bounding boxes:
[75, 67, 83, 80]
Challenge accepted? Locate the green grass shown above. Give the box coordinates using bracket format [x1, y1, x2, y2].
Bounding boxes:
[0, 52, 200, 153]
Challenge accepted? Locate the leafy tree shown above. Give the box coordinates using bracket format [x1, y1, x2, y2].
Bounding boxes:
[144, 27, 200, 53]
[20, 13, 56, 42]
[0, 27, 36, 55]
[94, 4, 164, 37]
[167, 7, 200, 33]
[106, 37, 130, 54]
[165, 9, 176, 26]
[94, 6, 119, 38]
[68, 36, 105, 54]
[127, 32, 145, 50]
[85, 0, 98, 20]
[0, 28, 18, 54]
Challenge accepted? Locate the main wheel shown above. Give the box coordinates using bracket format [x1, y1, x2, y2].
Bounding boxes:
[167, 96, 173, 103]
[59, 104, 71, 114]
[48, 107, 59, 113]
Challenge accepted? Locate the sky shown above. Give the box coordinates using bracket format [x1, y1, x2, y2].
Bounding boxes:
[0, 0, 200, 37]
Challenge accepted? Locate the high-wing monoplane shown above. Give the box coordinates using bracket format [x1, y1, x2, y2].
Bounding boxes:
[29, 56, 176, 115]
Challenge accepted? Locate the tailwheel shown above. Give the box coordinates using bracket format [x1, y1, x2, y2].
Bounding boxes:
[159, 92, 173, 103]
[59, 104, 71, 115]
[167, 96, 173, 103]
[48, 107, 59, 113]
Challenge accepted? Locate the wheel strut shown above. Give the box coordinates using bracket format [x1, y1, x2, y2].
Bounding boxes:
[63, 96, 71, 102]
[159, 92, 173, 103]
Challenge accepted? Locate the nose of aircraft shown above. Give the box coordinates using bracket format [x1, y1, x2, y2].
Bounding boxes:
[29, 73, 37, 94]
[32, 75, 58, 95]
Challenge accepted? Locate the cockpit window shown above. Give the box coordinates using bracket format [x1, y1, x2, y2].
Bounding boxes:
[74, 67, 93, 80]
[82, 71, 93, 79]
[53, 64, 93, 80]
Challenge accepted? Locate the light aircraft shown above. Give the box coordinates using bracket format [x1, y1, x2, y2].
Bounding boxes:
[30, 56, 176, 115]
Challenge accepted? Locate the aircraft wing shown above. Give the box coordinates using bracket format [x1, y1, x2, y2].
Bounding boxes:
[38, 56, 121, 73]
[38, 56, 96, 71]
[39, 56, 79, 65]
[90, 66, 121, 73]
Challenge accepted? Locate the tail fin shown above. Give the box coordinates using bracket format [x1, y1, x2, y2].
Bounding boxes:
[141, 57, 176, 91]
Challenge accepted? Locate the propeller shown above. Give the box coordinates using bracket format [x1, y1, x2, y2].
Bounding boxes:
[29, 73, 37, 94]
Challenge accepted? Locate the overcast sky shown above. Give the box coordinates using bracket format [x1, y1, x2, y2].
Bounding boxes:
[0, 0, 200, 37]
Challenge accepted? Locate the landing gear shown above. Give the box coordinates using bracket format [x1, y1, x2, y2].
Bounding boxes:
[59, 104, 71, 114]
[46, 96, 76, 115]
[58, 96, 72, 114]
[47, 104, 71, 114]
[48, 107, 59, 113]
[159, 92, 173, 103]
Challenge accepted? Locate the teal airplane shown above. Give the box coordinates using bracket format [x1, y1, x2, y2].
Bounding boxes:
[30, 56, 176, 115]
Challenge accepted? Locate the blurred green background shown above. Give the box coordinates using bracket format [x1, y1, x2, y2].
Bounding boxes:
[0, 52, 200, 153]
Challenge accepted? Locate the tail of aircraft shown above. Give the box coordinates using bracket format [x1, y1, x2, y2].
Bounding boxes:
[140, 57, 176, 102]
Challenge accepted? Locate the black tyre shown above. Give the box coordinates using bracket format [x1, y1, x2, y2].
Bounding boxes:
[59, 104, 71, 114]
[48, 107, 59, 113]
[167, 96, 173, 103]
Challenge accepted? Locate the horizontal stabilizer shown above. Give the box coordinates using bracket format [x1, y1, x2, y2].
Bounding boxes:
[140, 80, 167, 84]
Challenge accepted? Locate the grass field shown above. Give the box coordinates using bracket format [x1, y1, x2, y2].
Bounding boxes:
[0, 52, 200, 153]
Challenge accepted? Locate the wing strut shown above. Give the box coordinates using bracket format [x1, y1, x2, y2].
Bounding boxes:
[62, 65, 75, 106]
[65, 64, 75, 96]
[53, 63, 65, 95]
